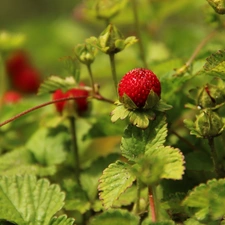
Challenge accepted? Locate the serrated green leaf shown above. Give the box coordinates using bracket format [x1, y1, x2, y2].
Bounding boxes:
[98, 160, 136, 209]
[48, 215, 75, 225]
[121, 114, 167, 161]
[26, 127, 68, 166]
[146, 146, 185, 180]
[197, 49, 225, 79]
[0, 175, 65, 225]
[183, 179, 225, 221]
[89, 209, 139, 225]
[38, 76, 76, 95]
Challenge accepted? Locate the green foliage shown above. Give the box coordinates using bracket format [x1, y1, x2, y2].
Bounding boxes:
[98, 160, 136, 209]
[89, 209, 139, 225]
[0, 175, 66, 225]
[38, 76, 77, 95]
[183, 179, 225, 221]
[48, 215, 75, 225]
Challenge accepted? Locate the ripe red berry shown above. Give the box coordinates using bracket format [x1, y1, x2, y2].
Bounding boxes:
[52, 86, 89, 116]
[118, 68, 161, 108]
[2, 90, 22, 104]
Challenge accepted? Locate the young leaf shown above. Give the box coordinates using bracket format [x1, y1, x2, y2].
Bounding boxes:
[38, 76, 76, 95]
[89, 209, 139, 225]
[182, 179, 225, 221]
[98, 160, 136, 209]
[48, 215, 75, 225]
[121, 113, 167, 161]
[0, 175, 65, 225]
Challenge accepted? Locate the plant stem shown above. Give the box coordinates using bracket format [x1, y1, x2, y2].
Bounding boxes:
[208, 137, 222, 178]
[174, 30, 216, 76]
[148, 185, 157, 222]
[135, 179, 141, 214]
[131, 0, 148, 68]
[109, 53, 118, 92]
[69, 116, 81, 185]
[86, 64, 95, 93]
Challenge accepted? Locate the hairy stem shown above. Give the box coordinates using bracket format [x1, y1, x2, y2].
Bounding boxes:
[135, 179, 141, 214]
[208, 137, 223, 178]
[86, 64, 95, 93]
[148, 185, 157, 222]
[109, 53, 118, 92]
[69, 116, 81, 185]
[0, 94, 114, 128]
[131, 0, 148, 68]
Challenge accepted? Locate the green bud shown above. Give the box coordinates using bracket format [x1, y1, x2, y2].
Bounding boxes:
[86, 24, 137, 54]
[195, 110, 224, 138]
[0, 31, 25, 52]
[74, 43, 97, 65]
[95, 0, 128, 20]
[207, 0, 225, 14]
[197, 84, 225, 109]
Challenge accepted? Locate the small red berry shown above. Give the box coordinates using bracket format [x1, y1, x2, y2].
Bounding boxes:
[11, 67, 41, 93]
[118, 68, 161, 108]
[6, 50, 30, 75]
[52, 85, 90, 116]
[2, 90, 22, 104]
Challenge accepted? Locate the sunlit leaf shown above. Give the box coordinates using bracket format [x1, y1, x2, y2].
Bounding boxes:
[98, 160, 136, 209]
[121, 114, 167, 161]
[48, 215, 75, 225]
[0, 175, 65, 225]
[89, 209, 139, 225]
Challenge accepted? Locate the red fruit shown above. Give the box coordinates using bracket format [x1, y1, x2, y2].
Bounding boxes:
[2, 91, 22, 104]
[6, 50, 30, 75]
[11, 67, 41, 93]
[118, 68, 161, 108]
[52, 86, 89, 116]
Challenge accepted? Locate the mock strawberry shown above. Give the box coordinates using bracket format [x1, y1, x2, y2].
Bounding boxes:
[2, 90, 22, 104]
[52, 85, 90, 116]
[118, 68, 161, 109]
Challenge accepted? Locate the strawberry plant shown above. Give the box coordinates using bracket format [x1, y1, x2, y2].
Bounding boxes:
[1, 0, 225, 225]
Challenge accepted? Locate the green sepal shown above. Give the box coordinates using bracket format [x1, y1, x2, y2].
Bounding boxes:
[38, 76, 76, 95]
[207, 0, 225, 14]
[74, 43, 97, 65]
[86, 24, 137, 54]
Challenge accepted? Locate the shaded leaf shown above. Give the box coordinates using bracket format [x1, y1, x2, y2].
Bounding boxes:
[98, 160, 136, 209]
[121, 114, 167, 161]
[38, 76, 76, 95]
[142, 219, 175, 225]
[183, 179, 225, 221]
[89, 209, 139, 225]
[48, 215, 75, 225]
[0, 175, 65, 225]
[26, 127, 68, 166]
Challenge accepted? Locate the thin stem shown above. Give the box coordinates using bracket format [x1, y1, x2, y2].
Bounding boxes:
[135, 179, 141, 214]
[131, 0, 148, 68]
[208, 137, 222, 178]
[175, 30, 216, 76]
[69, 116, 81, 185]
[0, 94, 115, 128]
[109, 53, 118, 92]
[148, 185, 157, 222]
[86, 64, 95, 93]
